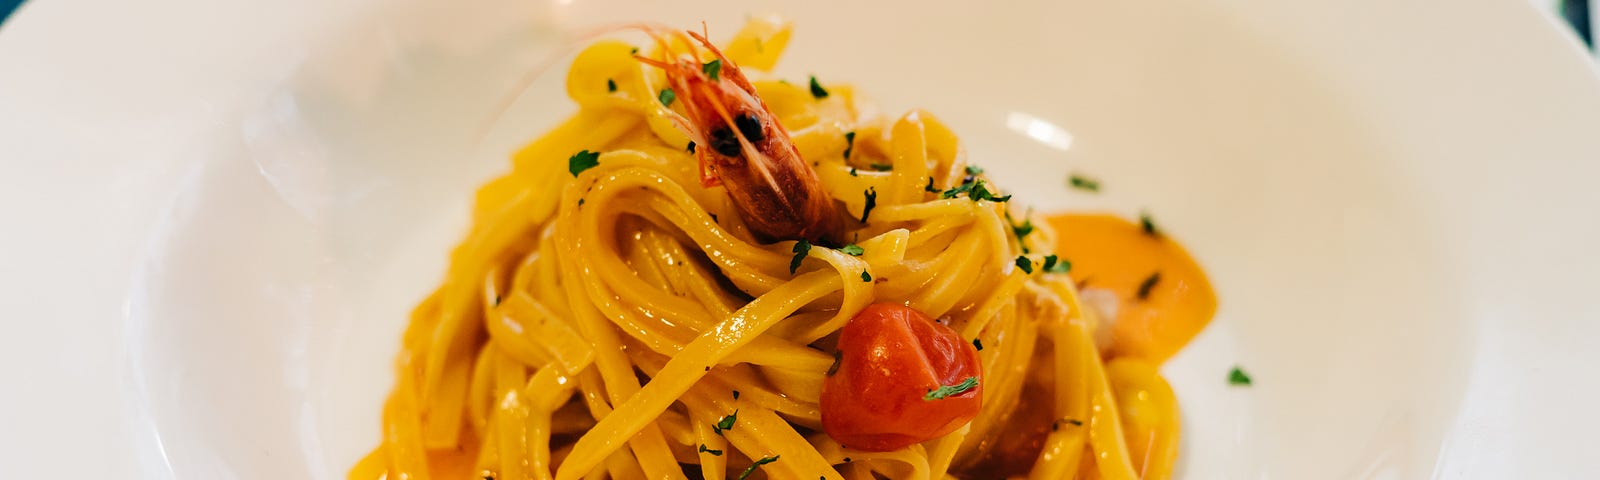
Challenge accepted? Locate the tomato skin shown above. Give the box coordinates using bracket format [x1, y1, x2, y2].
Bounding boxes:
[820, 303, 984, 452]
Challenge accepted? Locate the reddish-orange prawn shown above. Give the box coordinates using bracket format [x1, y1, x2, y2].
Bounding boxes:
[631, 24, 843, 245]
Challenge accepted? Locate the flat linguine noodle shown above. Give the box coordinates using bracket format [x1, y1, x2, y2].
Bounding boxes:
[351, 17, 1209, 480]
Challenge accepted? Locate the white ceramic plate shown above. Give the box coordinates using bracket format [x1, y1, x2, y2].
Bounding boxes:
[3, 0, 1600, 478]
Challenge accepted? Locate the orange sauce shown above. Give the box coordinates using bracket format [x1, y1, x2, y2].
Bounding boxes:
[1047, 213, 1217, 364]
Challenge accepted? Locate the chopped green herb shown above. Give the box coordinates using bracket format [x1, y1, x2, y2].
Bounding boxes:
[849, 167, 858, 177]
[1015, 255, 1034, 274]
[713, 410, 739, 435]
[808, 76, 829, 98]
[702, 59, 722, 80]
[1229, 366, 1253, 386]
[861, 270, 872, 282]
[1136, 271, 1161, 300]
[969, 180, 1011, 202]
[924, 376, 980, 400]
[1012, 218, 1035, 241]
[965, 165, 984, 176]
[607, 78, 617, 92]
[733, 390, 741, 400]
[1042, 254, 1071, 274]
[739, 455, 781, 480]
[925, 176, 939, 193]
[630, 47, 639, 55]
[1140, 211, 1159, 236]
[568, 150, 600, 177]
[577, 199, 585, 206]
[686, 141, 696, 153]
[839, 244, 864, 256]
[658, 88, 676, 107]
[1068, 173, 1100, 192]
[972, 338, 983, 351]
[870, 162, 893, 171]
[860, 187, 877, 223]
[790, 240, 812, 275]
[698, 444, 724, 456]
[844, 131, 857, 159]
[940, 180, 975, 199]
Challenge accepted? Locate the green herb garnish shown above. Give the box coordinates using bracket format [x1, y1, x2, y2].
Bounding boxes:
[1140, 211, 1159, 236]
[861, 270, 872, 282]
[790, 240, 812, 275]
[1229, 366, 1253, 386]
[713, 409, 739, 435]
[686, 141, 696, 153]
[568, 150, 600, 177]
[733, 390, 740, 400]
[849, 167, 858, 176]
[860, 187, 877, 223]
[972, 338, 983, 351]
[1136, 271, 1161, 300]
[702, 59, 722, 80]
[870, 162, 893, 171]
[607, 78, 617, 92]
[925, 176, 939, 193]
[1012, 218, 1035, 241]
[969, 180, 1011, 202]
[658, 88, 676, 107]
[1068, 173, 1100, 192]
[739, 455, 780, 480]
[1015, 255, 1034, 274]
[844, 131, 857, 159]
[1042, 254, 1071, 274]
[839, 244, 864, 256]
[923, 377, 980, 400]
[808, 76, 829, 98]
[698, 444, 724, 456]
[965, 165, 984, 176]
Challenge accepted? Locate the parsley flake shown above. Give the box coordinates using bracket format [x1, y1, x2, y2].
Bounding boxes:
[702, 59, 722, 80]
[925, 176, 939, 193]
[1042, 254, 1071, 274]
[790, 240, 812, 275]
[1140, 211, 1159, 236]
[686, 141, 696, 153]
[861, 270, 872, 282]
[1015, 256, 1034, 274]
[924, 376, 980, 400]
[713, 410, 739, 435]
[972, 338, 983, 351]
[860, 187, 877, 223]
[1068, 173, 1100, 192]
[870, 162, 893, 171]
[969, 180, 1011, 202]
[965, 165, 984, 176]
[1229, 366, 1253, 386]
[849, 167, 858, 176]
[733, 390, 741, 400]
[1012, 218, 1035, 241]
[1136, 271, 1161, 300]
[698, 444, 724, 456]
[658, 88, 676, 107]
[568, 150, 600, 177]
[844, 131, 857, 159]
[739, 455, 780, 480]
[607, 78, 617, 92]
[808, 76, 829, 98]
[839, 244, 864, 256]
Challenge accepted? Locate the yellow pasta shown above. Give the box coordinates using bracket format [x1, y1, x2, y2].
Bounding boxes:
[352, 17, 1215, 480]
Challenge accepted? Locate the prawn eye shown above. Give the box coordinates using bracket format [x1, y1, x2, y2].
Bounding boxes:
[710, 127, 742, 157]
[734, 113, 765, 142]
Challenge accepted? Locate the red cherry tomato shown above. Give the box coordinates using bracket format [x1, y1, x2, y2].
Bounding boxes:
[820, 303, 983, 451]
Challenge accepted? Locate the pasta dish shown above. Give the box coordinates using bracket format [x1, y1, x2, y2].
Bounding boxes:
[350, 18, 1218, 480]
